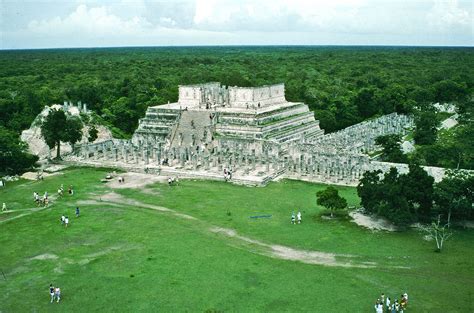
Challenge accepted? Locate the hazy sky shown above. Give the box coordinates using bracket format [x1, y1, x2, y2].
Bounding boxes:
[1, 0, 472, 49]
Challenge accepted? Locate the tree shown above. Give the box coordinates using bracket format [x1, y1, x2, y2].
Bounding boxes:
[375, 134, 408, 163]
[316, 186, 347, 218]
[354, 87, 380, 118]
[414, 109, 439, 145]
[0, 127, 38, 174]
[40, 109, 83, 159]
[420, 215, 453, 252]
[64, 117, 83, 151]
[41, 109, 67, 159]
[88, 125, 98, 143]
[434, 171, 474, 221]
[358, 164, 435, 225]
[401, 162, 435, 220]
[357, 170, 382, 211]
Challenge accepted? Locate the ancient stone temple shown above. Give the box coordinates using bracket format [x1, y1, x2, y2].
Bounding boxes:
[68, 82, 424, 186]
[132, 82, 324, 148]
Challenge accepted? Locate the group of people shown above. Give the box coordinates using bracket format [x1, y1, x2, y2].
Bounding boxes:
[374, 292, 409, 313]
[168, 176, 179, 186]
[49, 284, 61, 303]
[60, 207, 80, 228]
[291, 211, 302, 224]
[223, 168, 233, 181]
[33, 191, 49, 206]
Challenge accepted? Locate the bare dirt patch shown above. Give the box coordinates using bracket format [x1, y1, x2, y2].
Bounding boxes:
[349, 211, 397, 232]
[173, 212, 197, 220]
[106, 172, 167, 189]
[30, 253, 59, 261]
[21, 171, 63, 180]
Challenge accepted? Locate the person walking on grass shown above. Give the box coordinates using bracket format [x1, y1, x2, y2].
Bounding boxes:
[2, 202, 6, 212]
[386, 296, 391, 312]
[374, 301, 383, 313]
[291, 211, 296, 224]
[297, 211, 302, 224]
[64, 216, 69, 228]
[49, 284, 55, 303]
[55, 287, 61, 302]
[75, 207, 80, 218]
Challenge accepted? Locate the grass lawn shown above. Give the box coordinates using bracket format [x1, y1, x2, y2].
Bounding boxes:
[0, 167, 473, 312]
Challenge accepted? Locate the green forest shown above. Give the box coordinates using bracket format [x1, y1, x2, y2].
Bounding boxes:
[1, 46, 473, 173]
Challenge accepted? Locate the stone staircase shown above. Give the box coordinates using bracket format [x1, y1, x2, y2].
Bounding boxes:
[170, 110, 214, 148]
[132, 106, 181, 145]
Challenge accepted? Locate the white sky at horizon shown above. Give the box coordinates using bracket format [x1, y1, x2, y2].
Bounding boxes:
[0, 0, 472, 49]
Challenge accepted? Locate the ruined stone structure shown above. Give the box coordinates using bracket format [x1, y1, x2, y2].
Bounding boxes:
[66, 82, 428, 186]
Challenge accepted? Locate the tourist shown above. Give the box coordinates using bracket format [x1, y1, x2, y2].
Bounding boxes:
[400, 294, 407, 311]
[61, 215, 65, 225]
[386, 296, 391, 312]
[64, 216, 69, 228]
[374, 301, 383, 313]
[392, 300, 399, 313]
[55, 287, 61, 303]
[168, 177, 172, 186]
[75, 207, 80, 217]
[49, 284, 55, 303]
[297, 211, 302, 224]
[380, 293, 385, 306]
[57, 188, 63, 197]
[291, 211, 296, 224]
[2, 202, 7, 211]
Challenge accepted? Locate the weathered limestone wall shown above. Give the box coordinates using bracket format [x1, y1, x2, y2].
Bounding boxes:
[228, 84, 285, 108]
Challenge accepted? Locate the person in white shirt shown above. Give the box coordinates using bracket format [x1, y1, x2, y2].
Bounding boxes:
[374, 302, 383, 313]
[297, 211, 302, 224]
[64, 216, 69, 228]
[55, 287, 61, 302]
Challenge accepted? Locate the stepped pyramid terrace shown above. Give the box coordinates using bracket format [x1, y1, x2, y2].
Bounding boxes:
[65, 82, 436, 186]
[132, 82, 324, 148]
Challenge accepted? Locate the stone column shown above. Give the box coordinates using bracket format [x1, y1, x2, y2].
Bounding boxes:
[144, 146, 149, 165]
[83, 145, 89, 159]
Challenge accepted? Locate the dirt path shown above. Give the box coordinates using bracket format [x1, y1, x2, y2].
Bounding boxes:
[99, 193, 377, 268]
[0, 206, 51, 224]
[209, 226, 375, 268]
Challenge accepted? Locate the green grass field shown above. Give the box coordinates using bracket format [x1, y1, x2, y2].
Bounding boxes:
[1, 167, 473, 312]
